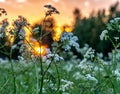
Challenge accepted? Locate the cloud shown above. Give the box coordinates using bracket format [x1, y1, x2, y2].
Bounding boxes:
[0, 0, 5, 3]
[16, 0, 27, 3]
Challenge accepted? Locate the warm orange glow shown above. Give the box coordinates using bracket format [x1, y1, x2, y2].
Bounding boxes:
[53, 26, 63, 41]
[24, 26, 32, 42]
[30, 41, 47, 56]
[23, 27, 47, 56]
[34, 45, 47, 56]
[65, 26, 73, 32]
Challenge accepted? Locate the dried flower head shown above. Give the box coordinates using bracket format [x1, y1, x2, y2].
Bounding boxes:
[0, 18, 9, 28]
[0, 8, 7, 17]
[13, 15, 30, 28]
[44, 4, 60, 16]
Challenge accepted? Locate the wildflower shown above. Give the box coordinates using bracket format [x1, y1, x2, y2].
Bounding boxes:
[63, 63, 73, 72]
[73, 72, 85, 80]
[0, 18, 9, 33]
[12, 44, 17, 49]
[84, 47, 95, 59]
[42, 48, 64, 63]
[114, 17, 120, 21]
[43, 53, 63, 63]
[44, 4, 60, 16]
[114, 37, 119, 41]
[33, 27, 39, 32]
[13, 15, 30, 29]
[100, 30, 108, 40]
[113, 69, 120, 81]
[0, 33, 3, 38]
[19, 28, 25, 38]
[60, 32, 80, 51]
[44, 5, 52, 8]
[86, 74, 98, 83]
[18, 56, 24, 61]
[60, 79, 74, 92]
[0, 8, 7, 16]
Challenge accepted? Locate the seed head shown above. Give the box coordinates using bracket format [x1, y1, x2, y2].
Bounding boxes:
[0, 8, 7, 17]
[44, 4, 60, 16]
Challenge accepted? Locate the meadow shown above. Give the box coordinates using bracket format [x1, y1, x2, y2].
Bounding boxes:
[0, 4, 120, 94]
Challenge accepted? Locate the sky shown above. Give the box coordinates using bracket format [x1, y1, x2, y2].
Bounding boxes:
[0, 0, 120, 26]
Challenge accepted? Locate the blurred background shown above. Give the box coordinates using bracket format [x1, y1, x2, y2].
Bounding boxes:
[0, 0, 120, 59]
[0, 0, 120, 25]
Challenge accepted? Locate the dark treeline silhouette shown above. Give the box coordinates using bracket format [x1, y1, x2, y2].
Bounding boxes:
[32, 17, 55, 49]
[73, 1, 120, 57]
[0, 2, 120, 60]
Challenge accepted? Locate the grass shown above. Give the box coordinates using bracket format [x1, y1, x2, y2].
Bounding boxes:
[0, 56, 120, 94]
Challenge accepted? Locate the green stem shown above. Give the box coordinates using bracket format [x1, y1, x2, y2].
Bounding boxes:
[10, 48, 16, 94]
[109, 78, 116, 94]
[39, 15, 47, 94]
[0, 79, 9, 91]
[106, 35, 116, 49]
[106, 35, 117, 69]
[53, 63, 60, 94]
[35, 63, 39, 94]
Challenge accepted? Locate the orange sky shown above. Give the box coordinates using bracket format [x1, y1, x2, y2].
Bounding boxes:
[0, 0, 120, 26]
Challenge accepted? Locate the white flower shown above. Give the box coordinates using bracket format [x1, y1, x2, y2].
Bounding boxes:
[84, 48, 95, 59]
[18, 40, 23, 45]
[18, 56, 24, 61]
[60, 79, 74, 92]
[42, 50, 64, 63]
[73, 72, 85, 80]
[12, 44, 17, 49]
[114, 17, 120, 21]
[60, 32, 80, 51]
[86, 74, 98, 83]
[63, 63, 73, 72]
[100, 30, 108, 40]
[113, 69, 120, 81]
[0, 33, 3, 38]
[97, 53, 103, 58]
[114, 37, 119, 40]
[33, 27, 39, 32]
[19, 28, 25, 37]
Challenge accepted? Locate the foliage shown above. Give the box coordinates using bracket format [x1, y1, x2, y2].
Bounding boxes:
[73, 2, 120, 56]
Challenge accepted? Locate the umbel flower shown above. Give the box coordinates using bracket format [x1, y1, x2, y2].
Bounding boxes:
[13, 15, 30, 29]
[0, 18, 9, 34]
[44, 4, 60, 16]
[100, 30, 108, 40]
[0, 8, 7, 16]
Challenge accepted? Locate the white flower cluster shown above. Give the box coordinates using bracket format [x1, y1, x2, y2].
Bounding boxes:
[108, 49, 120, 62]
[110, 17, 120, 23]
[86, 74, 98, 84]
[0, 19, 9, 38]
[113, 69, 120, 81]
[60, 31, 80, 51]
[63, 63, 73, 72]
[60, 79, 74, 92]
[100, 30, 108, 40]
[73, 72, 85, 80]
[78, 59, 94, 73]
[42, 49, 64, 64]
[18, 28, 26, 39]
[116, 49, 120, 62]
[84, 47, 95, 59]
